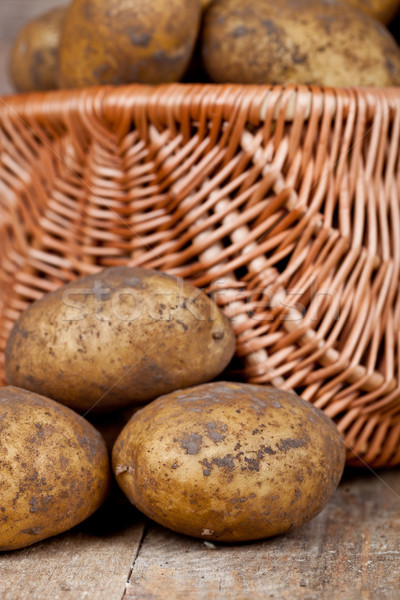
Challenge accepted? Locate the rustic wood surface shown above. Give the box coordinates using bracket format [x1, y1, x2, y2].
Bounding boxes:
[0, 470, 399, 599]
[125, 470, 400, 600]
[0, 496, 146, 600]
[1, 3, 400, 600]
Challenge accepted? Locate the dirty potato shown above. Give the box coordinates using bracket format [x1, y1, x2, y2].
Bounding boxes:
[345, 0, 400, 24]
[59, 0, 201, 87]
[112, 382, 346, 542]
[9, 7, 65, 92]
[0, 386, 110, 551]
[201, 0, 400, 86]
[5, 267, 235, 414]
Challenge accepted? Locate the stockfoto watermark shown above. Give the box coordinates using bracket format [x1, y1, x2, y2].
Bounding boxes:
[61, 278, 340, 324]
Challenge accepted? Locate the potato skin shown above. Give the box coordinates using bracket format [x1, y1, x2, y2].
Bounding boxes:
[59, 0, 201, 87]
[5, 267, 235, 414]
[0, 386, 110, 551]
[112, 382, 345, 542]
[202, 0, 400, 87]
[9, 7, 65, 93]
[345, 0, 400, 24]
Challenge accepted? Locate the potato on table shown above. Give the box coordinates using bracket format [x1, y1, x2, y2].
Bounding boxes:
[0, 386, 110, 551]
[113, 382, 346, 542]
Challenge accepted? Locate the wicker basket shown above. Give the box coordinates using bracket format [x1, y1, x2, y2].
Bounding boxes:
[1, 83, 400, 467]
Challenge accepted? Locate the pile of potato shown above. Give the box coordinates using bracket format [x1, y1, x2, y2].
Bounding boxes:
[9, 0, 400, 92]
[0, 267, 345, 551]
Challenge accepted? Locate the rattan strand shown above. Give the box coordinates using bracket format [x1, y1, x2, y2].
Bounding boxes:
[1, 83, 400, 467]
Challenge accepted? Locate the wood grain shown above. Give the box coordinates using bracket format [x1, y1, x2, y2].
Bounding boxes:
[0, 497, 146, 600]
[125, 470, 400, 600]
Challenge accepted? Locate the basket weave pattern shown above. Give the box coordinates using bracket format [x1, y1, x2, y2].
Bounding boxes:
[1, 83, 400, 467]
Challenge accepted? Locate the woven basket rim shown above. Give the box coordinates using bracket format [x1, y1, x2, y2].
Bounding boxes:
[1, 83, 400, 125]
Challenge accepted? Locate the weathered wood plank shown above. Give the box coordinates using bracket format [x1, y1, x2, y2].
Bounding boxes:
[0, 497, 146, 600]
[124, 470, 400, 600]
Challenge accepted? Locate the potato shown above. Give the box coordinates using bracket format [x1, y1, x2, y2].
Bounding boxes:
[201, 0, 400, 87]
[112, 382, 345, 542]
[9, 7, 65, 93]
[5, 267, 235, 414]
[345, 0, 400, 24]
[0, 386, 110, 551]
[59, 0, 201, 87]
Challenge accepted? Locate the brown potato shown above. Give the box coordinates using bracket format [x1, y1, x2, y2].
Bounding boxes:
[9, 7, 65, 93]
[201, 0, 400, 87]
[59, 0, 201, 87]
[0, 386, 110, 551]
[112, 382, 346, 542]
[5, 267, 235, 414]
[345, 0, 399, 24]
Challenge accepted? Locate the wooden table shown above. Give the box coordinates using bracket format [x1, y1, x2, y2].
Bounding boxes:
[1, 4, 400, 599]
[0, 469, 399, 599]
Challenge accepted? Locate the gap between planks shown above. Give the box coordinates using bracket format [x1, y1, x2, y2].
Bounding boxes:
[0, 496, 147, 600]
[124, 470, 400, 600]
[122, 521, 148, 600]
